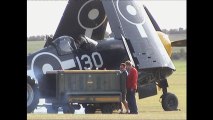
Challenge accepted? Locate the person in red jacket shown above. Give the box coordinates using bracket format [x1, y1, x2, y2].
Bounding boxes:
[125, 60, 138, 114]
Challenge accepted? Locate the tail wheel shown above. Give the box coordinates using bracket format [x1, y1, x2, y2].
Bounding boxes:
[27, 80, 39, 113]
[161, 92, 178, 111]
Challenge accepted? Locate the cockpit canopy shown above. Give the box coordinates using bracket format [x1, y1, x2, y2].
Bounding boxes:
[52, 35, 98, 55]
[53, 36, 77, 55]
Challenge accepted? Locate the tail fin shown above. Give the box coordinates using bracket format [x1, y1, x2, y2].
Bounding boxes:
[53, 0, 107, 40]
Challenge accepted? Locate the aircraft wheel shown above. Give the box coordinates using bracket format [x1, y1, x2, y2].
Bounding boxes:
[101, 104, 113, 114]
[27, 78, 39, 113]
[161, 92, 178, 111]
[85, 105, 96, 114]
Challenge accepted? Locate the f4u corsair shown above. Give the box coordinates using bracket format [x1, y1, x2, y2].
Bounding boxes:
[27, 0, 186, 113]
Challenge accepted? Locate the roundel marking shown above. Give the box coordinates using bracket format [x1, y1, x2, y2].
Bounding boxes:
[88, 9, 99, 20]
[126, 5, 137, 16]
[77, 0, 107, 29]
[116, 0, 145, 25]
[31, 52, 62, 82]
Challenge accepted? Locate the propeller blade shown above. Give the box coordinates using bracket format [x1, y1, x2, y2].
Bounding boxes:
[171, 39, 186, 47]
[143, 5, 161, 31]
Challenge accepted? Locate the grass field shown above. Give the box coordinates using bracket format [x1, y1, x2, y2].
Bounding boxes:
[27, 41, 45, 54]
[27, 60, 186, 120]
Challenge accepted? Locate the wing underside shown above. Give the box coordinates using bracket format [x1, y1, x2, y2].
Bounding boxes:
[102, 0, 175, 70]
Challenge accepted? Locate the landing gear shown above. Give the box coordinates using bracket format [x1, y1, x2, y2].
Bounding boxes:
[159, 79, 178, 111]
[161, 92, 178, 111]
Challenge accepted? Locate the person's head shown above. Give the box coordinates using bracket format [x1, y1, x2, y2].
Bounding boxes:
[125, 60, 133, 71]
[120, 63, 126, 71]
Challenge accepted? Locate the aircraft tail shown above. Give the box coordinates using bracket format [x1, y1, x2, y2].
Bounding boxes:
[53, 0, 108, 40]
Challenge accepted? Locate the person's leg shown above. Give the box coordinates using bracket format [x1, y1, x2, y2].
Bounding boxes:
[120, 93, 125, 113]
[119, 102, 124, 113]
[127, 90, 133, 113]
[123, 92, 129, 113]
[129, 90, 138, 114]
[123, 100, 129, 113]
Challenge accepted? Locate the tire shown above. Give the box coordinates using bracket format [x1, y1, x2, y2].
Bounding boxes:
[101, 104, 113, 114]
[27, 79, 39, 113]
[62, 104, 75, 114]
[161, 92, 178, 111]
[85, 105, 96, 114]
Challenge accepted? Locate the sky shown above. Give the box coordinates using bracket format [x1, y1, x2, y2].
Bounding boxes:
[27, 0, 186, 37]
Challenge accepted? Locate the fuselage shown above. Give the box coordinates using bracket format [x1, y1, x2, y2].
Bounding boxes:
[27, 36, 173, 98]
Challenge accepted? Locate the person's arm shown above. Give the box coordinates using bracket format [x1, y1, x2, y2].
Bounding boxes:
[132, 68, 138, 90]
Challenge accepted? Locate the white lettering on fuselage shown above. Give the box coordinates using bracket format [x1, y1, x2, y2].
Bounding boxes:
[81, 54, 93, 69]
[76, 52, 103, 70]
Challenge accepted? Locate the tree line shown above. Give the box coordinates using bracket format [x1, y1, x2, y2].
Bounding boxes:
[27, 28, 186, 41]
[162, 28, 186, 34]
[27, 35, 53, 41]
